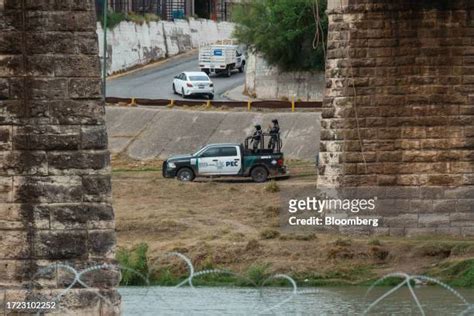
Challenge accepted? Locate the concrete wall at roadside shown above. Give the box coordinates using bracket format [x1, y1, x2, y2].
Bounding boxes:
[245, 53, 325, 101]
[97, 19, 235, 75]
[106, 107, 320, 161]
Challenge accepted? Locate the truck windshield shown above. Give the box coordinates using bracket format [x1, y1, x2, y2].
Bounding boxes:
[193, 147, 206, 156]
[189, 76, 209, 81]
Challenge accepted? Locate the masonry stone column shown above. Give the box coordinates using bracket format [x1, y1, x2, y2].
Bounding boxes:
[0, 0, 120, 314]
[319, 0, 474, 236]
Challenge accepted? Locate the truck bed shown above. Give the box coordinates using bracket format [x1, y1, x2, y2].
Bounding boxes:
[199, 45, 237, 68]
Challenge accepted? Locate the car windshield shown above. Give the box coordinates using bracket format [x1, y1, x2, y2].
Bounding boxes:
[193, 147, 206, 156]
[189, 76, 209, 81]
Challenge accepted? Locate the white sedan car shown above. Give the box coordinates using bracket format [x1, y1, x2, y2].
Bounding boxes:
[172, 71, 215, 99]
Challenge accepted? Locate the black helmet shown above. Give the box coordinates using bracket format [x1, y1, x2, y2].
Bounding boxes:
[272, 119, 279, 124]
[255, 124, 261, 130]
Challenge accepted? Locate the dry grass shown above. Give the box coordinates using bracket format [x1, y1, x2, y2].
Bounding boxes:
[112, 157, 474, 283]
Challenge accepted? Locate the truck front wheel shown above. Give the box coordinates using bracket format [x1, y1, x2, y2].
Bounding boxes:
[251, 166, 268, 183]
[177, 168, 195, 182]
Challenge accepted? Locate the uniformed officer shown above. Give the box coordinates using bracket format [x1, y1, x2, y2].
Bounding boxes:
[251, 124, 262, 152]
[268, 119, 280, 151]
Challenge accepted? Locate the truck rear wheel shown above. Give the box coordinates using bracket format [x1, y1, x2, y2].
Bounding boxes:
[251, 166, 268, 183]
[239, 62, 245, 73]
[177, 168, 195, 182]
[226, 66, 232, 77]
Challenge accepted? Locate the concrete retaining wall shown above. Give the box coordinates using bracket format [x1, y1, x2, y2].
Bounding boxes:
[97, 19, 235, 75]
[106, 107, 320, 161]
[245, 53, 325, 101]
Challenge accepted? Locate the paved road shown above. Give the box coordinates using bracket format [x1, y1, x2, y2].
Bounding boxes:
[106, 53, 245, 101]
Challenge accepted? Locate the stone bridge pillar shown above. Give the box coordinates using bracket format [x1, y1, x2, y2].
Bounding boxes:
[0, 0, 119, 314]
[319, 0, 474, 236]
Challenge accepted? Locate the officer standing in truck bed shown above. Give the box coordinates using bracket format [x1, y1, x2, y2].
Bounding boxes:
[268, 119, 280, 151]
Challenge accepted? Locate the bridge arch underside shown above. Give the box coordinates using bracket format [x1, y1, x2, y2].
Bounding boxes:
[319, 0, 474, 236]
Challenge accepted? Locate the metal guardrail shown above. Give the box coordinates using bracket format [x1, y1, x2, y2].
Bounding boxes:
[105, 97, 323, 111]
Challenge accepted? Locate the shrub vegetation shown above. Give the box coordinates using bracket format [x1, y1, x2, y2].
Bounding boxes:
[232, 0, 328, 71]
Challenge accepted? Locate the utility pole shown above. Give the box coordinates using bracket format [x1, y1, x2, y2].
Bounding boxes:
[102, 0, 108, 99]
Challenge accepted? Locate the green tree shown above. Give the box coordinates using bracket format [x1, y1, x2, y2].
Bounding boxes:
[233, 0, 328, 71]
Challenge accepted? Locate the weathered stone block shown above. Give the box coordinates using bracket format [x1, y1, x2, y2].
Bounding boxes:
[75, 33, 99, 55]
[405, 228, 437, 237]
[384, 214, 418, 228]
[0, 32, 22, 54]
[47, 151, 109, 174]
[436, 227, 461, 236]
[0, 78, 8, 100]
[25, 11, 95, 32]
[54, 55, 100, 77]
[26, 32, 76, 55]
[418, 213, 450, 227]
[69, 78, 102, 99]
[49, 203, 114, 230]
[0, 55, 24, 76]
[0, 231, 28, 259]
[0, 259, 24, 286]
[456, 199, 474, 212]
[13, 125, 81, 150]
[27, 78, 68, 100]
[19, 204, 50, 230]
[0, 176, 13, 202]
[49, 204, 88, 230]
[444, 186, 474, 199]
[23, 0, 93, 11]
[88, 230, 116, 258]
[0, 203, 21, 222]
[81, 126, 108, 150]
[461, 227, 474, 237]
[27, 100, 49, 121]
[450, 212, 474, 222]
[388, 227, 405, 237]
[34, 230, 88, 259]
[0, 126, 11, 150]
[409, 200, 433, 213]
[0, 151, 48, 176]
[82, 175, 112, 202]
[13, 176, 83, 203]
[432, 200, 456, 213]
[26, 55, 56, 76]
[49, 100, 105, 125]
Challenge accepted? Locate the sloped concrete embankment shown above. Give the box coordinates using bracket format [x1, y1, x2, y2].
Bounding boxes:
[106, 107, 320, 161]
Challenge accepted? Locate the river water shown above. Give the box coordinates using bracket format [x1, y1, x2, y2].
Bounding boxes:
[119, 286, 474, 315]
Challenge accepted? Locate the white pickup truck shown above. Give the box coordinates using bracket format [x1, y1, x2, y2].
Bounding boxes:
[199, 43, 245, 77]
[163, 140, 287, 183]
